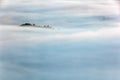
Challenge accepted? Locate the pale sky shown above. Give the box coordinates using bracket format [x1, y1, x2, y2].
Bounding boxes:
[0, 0, 120, 25]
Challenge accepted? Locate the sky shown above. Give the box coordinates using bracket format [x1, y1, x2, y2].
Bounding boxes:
[0, 0, 120, 46]
[0, 0, 120, 26]
[0, 1, 120, 80]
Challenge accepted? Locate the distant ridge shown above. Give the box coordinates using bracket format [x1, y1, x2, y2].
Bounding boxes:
[20, 23, 53, 29]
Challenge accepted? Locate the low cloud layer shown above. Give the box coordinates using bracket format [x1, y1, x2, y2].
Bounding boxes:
[0, 23, 120, 47]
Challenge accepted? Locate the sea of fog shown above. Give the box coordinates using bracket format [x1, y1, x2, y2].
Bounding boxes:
[0, 21, 120, 80]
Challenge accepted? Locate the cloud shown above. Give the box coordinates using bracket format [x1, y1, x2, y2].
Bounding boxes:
[0, 0, 120, 25]
[0, 13, 20, 25]
[1, 0, 119, 14]
[0, 23, 120, 47]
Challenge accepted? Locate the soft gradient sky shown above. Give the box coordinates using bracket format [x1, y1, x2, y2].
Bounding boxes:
[0, 0, 120, 47]
[0, 1, 120, 80]
[0, 0, 120, 26]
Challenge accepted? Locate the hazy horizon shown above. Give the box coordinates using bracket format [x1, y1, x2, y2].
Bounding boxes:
[0, 0, 120, 80]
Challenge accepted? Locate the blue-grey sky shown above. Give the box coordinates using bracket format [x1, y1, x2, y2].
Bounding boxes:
[0, 1, 120, 80]
[0, 0, 119, 26]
